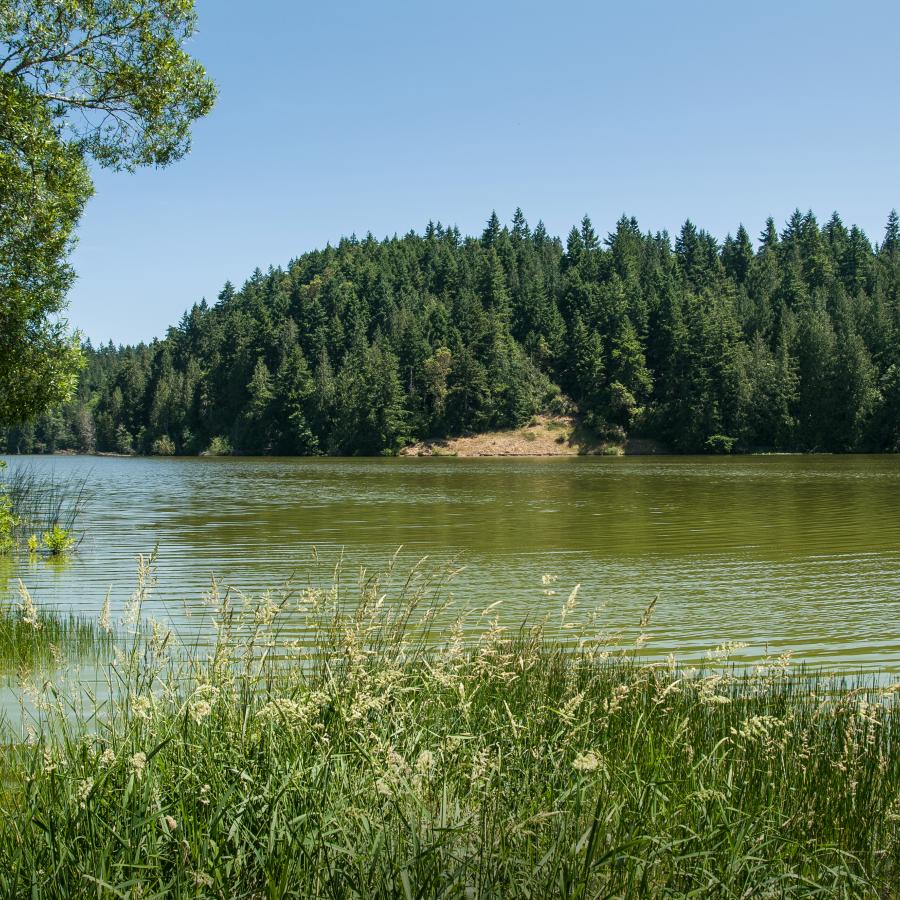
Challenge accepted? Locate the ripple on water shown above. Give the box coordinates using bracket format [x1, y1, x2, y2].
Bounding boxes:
[1, 453, 899, 672]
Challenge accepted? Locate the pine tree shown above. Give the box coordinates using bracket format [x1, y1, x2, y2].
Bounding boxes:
[511, 207, 530, 243]
[882, 210, 899, 256]
[759, 218, 779, 252]
[607, 317, 652, 426]
[482, 211, 502, 248]
[565, 226, 584, 268]
[580, 215, 599, 252]
[722, 225, 753, 283]
[243, 358, 275, 452]
[276, 345, 318, 454]
[569, 315, 605, 413]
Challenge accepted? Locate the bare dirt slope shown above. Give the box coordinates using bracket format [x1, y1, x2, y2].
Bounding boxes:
[400, 416, 616, 457]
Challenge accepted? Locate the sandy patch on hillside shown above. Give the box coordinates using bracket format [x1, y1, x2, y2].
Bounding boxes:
[400, 416, 614, 457]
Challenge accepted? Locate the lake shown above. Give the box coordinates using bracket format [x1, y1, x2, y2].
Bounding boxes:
[2, 454, 899, 671]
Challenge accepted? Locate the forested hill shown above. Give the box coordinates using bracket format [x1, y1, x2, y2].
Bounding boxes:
[5, 209, 900, 456]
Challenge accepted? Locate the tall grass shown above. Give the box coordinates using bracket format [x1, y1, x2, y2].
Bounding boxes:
[0, 583, 116, 681]
[0, 464, 90, 547]
[0, 553, 898, 897]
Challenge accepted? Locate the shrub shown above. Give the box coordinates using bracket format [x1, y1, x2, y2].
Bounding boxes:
[114, 425, 135, 455]
[598, 422, 627, 443]
[41, 524, 75, 556]
[150, 435, 176, 456]
[0, 494, 14, 555]
[706, 434, 736, 454]
[203, 436, 233, 456]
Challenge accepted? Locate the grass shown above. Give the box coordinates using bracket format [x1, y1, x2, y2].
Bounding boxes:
[0, 464, 90, 551]
[0, 554, 898, 897]
[0, 583, 116, 681]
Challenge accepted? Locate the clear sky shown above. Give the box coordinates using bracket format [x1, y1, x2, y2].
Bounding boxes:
[68, 0, 900, 346]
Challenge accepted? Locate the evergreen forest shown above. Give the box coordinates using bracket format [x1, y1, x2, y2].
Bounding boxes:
[5, 208, 900, 456]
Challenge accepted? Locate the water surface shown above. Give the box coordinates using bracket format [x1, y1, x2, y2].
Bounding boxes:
[2, 454, 899, 671]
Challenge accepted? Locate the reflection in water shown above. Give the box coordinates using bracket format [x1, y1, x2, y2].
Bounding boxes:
[1, 454, 899, 671]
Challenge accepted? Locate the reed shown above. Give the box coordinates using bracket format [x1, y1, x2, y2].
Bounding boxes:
[0, 553, 897, 897]
[0, 584, 116, 680]
[0, 464, 90, 548]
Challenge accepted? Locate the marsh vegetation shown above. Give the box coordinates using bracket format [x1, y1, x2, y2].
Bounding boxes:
[0, 554, 897, 897]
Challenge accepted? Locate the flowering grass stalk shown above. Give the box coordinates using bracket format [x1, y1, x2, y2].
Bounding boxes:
[0, 554, 898, 897]
[0, 595, 115, 681]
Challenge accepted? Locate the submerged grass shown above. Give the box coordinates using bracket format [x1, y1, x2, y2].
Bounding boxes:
[0, 552, 898, 897]
[0, 584, 116, 680]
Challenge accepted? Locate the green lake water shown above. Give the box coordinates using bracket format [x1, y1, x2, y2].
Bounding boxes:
[2, 454, 899, 671]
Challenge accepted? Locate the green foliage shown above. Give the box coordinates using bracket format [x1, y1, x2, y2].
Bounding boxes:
[0, 0, 216, 171]
[150, 435, 176, 456]
[0, 72, 89, 425]
[203, 435, 232, 457]
[0, 0, 215, 426]
[114, 424, 134, 455]
[41, 523, 75, 556]
[0, 493, 14, 555]
[7, 208, 900, 455]
[705, 434, 736, 454]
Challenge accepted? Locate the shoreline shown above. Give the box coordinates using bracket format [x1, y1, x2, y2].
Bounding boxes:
[6, 425, 896, 461]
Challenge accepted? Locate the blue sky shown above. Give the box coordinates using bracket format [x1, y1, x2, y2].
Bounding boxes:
[69, 0, 900, 345]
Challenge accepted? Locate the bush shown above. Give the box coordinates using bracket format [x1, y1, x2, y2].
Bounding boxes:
[706, 434, 736, 454]
[0, 494, 14, 555]
[547, 392, 576, 416]
[203, 435, 232, 456]
[41, 524, 75, 556]
[114, 425, 134, 455]
[150, 435, 176, 456]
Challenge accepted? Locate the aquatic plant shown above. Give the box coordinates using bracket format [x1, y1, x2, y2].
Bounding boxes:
[0, 554, 897, 897]
[0, 495, 13, 556]
[0, 464, 89, 551]
[0, 586, 115, 679]
[40, 524, 76, 556]
[0, 462, 14, 556]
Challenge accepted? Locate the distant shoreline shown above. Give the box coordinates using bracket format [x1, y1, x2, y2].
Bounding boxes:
[7, 443, 894, 461]
[7, 417, 897, 461]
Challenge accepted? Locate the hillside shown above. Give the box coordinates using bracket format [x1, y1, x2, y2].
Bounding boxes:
[4, 209, 900, 456]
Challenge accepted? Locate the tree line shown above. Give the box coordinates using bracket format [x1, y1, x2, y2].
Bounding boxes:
[4, 209, 900, 456]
